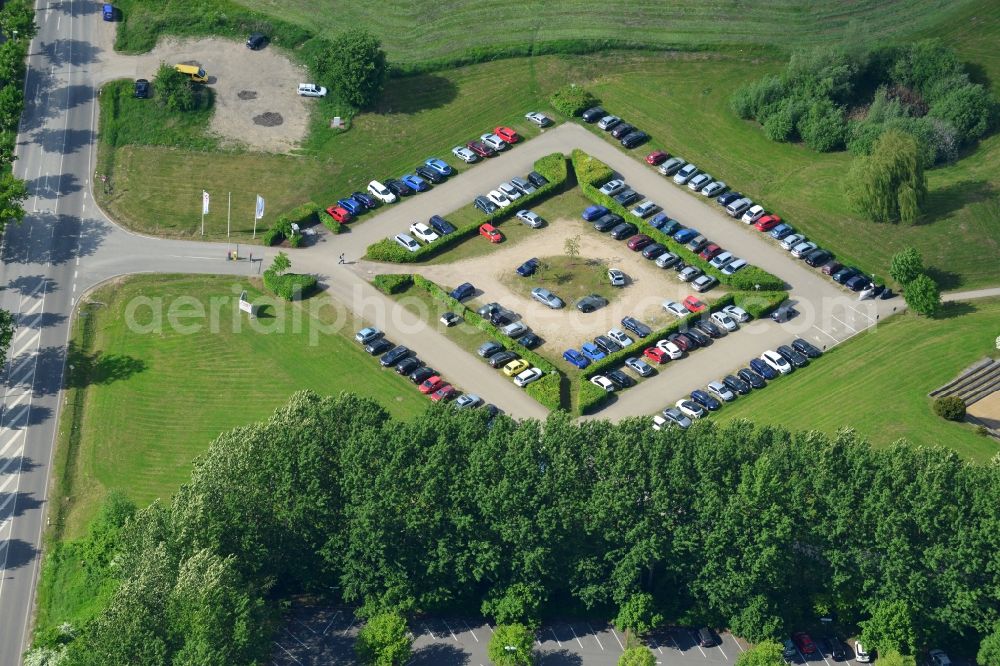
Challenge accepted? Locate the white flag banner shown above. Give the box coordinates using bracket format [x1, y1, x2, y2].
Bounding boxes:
[255, 195, 265, 220]
[202, 190, 210, 215]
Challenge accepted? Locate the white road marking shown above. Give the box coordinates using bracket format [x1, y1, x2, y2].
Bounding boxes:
[549, 627, 562, 647]
[462, 621, 479, 642]
[586, 623, 604, 650]
[610, 627, 626, 650]
[423, 623, 437, 640]
[272, 642, 301, 665]
[830, 314, 857, 333]
[716, 642, 728, 659]
[649, 637, 664, 653]
[811, 325, 839, 344]
[321, 610, 341, 635]
[283, 628, 308, 649]
[567, 624, 584, 648]
[294, 619, 315, 635]
[442, 619, 458, 642]
[342, 618, 357, 636]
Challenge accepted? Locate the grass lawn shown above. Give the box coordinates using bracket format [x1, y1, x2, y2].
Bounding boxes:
[51, 274, 428, 540]
[500, 255, 615, 305]
[717, 298, 1000, 461]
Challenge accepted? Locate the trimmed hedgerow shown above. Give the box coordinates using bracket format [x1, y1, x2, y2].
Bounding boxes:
[263, 270, 317, 300]
[372, 273, 413, 295]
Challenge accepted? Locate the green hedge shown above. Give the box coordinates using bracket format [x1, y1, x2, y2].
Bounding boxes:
[732, 290, 787, 319]
[728, 266, 786, 292]
[572, 149, 615, 187]
[524, 373, 562, 412]
[261, 227, 283, 246]
[372, 273, 413, 295]
[549, 85, 598, 117]
[263, 270, 318, 300]
[366, 153, 569, 263]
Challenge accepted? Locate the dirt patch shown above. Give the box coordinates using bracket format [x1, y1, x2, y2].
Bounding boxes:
[967, 390, 1000, 435]
[95, 36, 314, 153]
[415, 219, 726, 352]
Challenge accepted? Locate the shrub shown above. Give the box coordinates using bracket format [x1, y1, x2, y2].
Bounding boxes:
[549, 84, 598, 117]
[929, 82, 996, 144]
[577, 379, 612, 415]
[524, 373, 562, 412]
[366, 238, 410, 262]
[732, 291, 788, 319]
[571, 149, 615, 187]
[372, 274, 413, 295]
[260, 227, 283, 246]
[728, 267, 786, 292]
[933, 396, 966, 422]
[798, 99, 847, 152]
[287, 232, 303, 248]
[263, 270, 318, 300]
[762, 100, 798, 142]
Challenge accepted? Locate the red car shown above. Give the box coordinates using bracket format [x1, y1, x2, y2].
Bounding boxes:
[467, 140, 496, 158]
[419, 375, 444, 394]
[643, 347, 668, 364]
[645, 150, 669, 165]
[699, 243, 722, 260]
[793, 633, 817, 655]
[430, 384, 457, 402]
[754, 214, 781, 232]
[626, 234, 653, 251]
[325, 206, 352, 224]
[480, 223, 503, 243]
[494, 126, 520, 143]
[683, 295, 707, 313]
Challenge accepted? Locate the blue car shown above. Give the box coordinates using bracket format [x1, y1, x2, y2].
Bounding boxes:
[400, 173, 430, 192]
[716, 191, 742, 206]
[580, 342, 606, 362]
[337, 197, 364, 215]
[516, 258, 539, 277]
[429, 215, 456, 235]
[351, 191, 378, 209]
[769, 223, 794, 240]
[424, 157, 454, 176]
[648, 212, 670, 230]
[582, 205, 609, 221]
[449, 282, 475, 301]
[749, 357, 779, 380]
[673, 228, 699, 244]
[563, 349, 590, 369]
[660, 219, 682, 236]
[690, 389, 722, 411]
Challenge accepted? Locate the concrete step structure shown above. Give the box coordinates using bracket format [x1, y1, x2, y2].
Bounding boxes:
[930, 357, 1000, 406]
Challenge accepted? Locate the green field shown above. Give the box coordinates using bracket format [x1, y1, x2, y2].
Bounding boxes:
[717, 298, 1000, 461]
[500, 255, 615, 305]
[52, 275, 428, 539]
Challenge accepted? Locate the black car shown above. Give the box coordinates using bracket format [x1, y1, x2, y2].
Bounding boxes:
[478, 341, 504, 358]
[723, 374, 752, 395]
[593, 213, 623, 232]
[825, 637, 846, 662]
[749, 357, 779, 380]
[621, 131, 649, 148]
[606, 369, 634, 389]
[415, 165, 445, 184]
[395, 356, 421, 376]
[351, 191, 379, 209]
[429, 215, 456, 235]
[133, 78, 150, 98]
[576, 294, 608, 313]
[581, 106, 606, 123]
[594, 335, 622, 355]
[738, 367, 767, 389]
[384, 178, 413, 197]
[379, 345, 411, 367]
[365, 338, 393, 355]
[685, 327, 711, 346]
[613, 189, 641, 206]
[672, 260, 687, 273]
[690, 389, 722, 411]
[845, 274, 873, 291]
[792, 338, 823, 358]
[610, 122, 635, 139]
[694, 319, 722, 338]
[621, 316, 652, 338]
[517, 257, 540, 277]
[641, 243, 667, 259]
[474, 195, 498, 214]
[450, 282, 475, 301]
[770, 304, 798, 323]
[777, 344, 809, 368]
[488, 351, 519, 368]
[610, 222, 638, 240]
[409, 366, 436, 384]
[519, 332, 542, 349]
[716, 192, 742, 207]
[832, 266, 859, 284]
[805, 248, 832, 267]
[527, 171, 549, 188]
[246, 32, 267, 49]
[490, 310, 517, 327]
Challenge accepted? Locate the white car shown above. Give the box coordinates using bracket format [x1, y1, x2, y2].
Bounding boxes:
[791, 241, 818, 258]
[630, 201, 659, 218]
[297, 82, 327, 97]
[662, 300, 689, 318]
[741, 204, 766, 224]
[487, 190, 512, 208]
[692, 275, 717, 292]
[687, 173, 712, 191]
[608, 269, 627, 287]
[394, 233, 420, 252]
[498, 182, 522, 201]
[855, 642, 871, 664]
[502, 321, 528, 338]
[675, 398, 706, 419]
[597, 115, 620, 130]
[707, 381, 736, 402]
[655, 252, 680, 268]
[608, 328, 633, 347]
[673, 163, 698, 184]
[454, 394, 481, 409]
[409, 222, 440, 243]
[368, 180, 397, 204]
[480, 133, 508, 151]
[525, 111, 552, 127]
[590, 375, 616, 392]
[513, 367, 543, 387]
[722, 304, 751, 322]
[599, 178, 626, 196]
[655, 340, 684, 359]
[515, 210, 544, 228]
[701, 180, 725, 197]
[658, 157, 685, 176]
[710, 311, 738, 332]
[780, 233, 806, 251]
[651, 414, 669, 431]
[452, 145, 479, 163]
[761, 350, 793, 375]
[721, 258, 748, 276]
[709, 251, 733, 269]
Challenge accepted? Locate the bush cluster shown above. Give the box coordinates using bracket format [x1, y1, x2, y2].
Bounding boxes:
[0, 1, 33, 235]
[549, 85, 598, 117]
[262, 270, 318, 300]
[932, 396, 966, 422]
[371, 273, 413, 295]
[260, 201, 321, 246]
[731, 40, 997, 163]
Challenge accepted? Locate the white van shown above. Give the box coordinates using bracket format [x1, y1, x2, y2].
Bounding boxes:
[297, 83, 327, 97]
[367, 180, 396, 204]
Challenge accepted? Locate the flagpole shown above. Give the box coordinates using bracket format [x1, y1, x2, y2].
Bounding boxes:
[227, 192, 231, 238]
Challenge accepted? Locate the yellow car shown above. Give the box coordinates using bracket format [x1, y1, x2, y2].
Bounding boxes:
[502, 358, 530, 377]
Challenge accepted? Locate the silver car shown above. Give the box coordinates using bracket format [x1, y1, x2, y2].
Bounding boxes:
[692, 274, 717, 292]
[658, 157, 686, 176]
[701, 180, 725, 196]
[597, 115, 620, 130]
[655, 252, 680, 268]
[678, 266, 703, 282]
[515, 210, 544, 228]
[480, 133, 508, 151]
[625, 357, 654, 377]
[780, 233, 806, 251]
[687, 173, 712, 191]
[531, 287, 564, 309]
[707, 381, 736, 402]
[599, 178, 626, 196]
[451, 145, 478, 163]
[673, 163, 699, 185]
[662, 300, 689, 317]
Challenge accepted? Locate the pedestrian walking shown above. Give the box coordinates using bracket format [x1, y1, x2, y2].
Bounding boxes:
[339, 253, 345, 264]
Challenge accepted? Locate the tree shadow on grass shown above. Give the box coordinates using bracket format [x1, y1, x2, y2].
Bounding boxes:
[376, 75, 458, 115]
[925, 266, 962, 291]
[922, 179, 995, 223]
[65, 343, 148, 389]
[935, 301, 977, 320]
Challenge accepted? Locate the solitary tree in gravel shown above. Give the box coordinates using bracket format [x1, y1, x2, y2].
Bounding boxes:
[619, 645, 657, 666]
[889, 247, 924, 285]
[355, 612, 411, 666]
[316, 29, 389, 108]
[564, 234, 581, 264]
[153, 62, 197, 112]
[488, 624, 534, 666]
[903, 273, 940, 316]
[847, 129, 927, 225]
[735, 641, 786, 666]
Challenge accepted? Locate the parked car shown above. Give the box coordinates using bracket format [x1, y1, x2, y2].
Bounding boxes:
[707, 381, 735, 402]
[337, 197, 364, 215]
[655, 252, 680, 268]
[659, 408, 692, 429]
[597, 115, 620, 130]
[750, 357, 779, 380]
[792, 338, 822, 358]
[513, 367, 543, 387]
[690, 389, 722, 411]
[365, 338, 392, 356]
[488, 350, 519, 368]
[698, 628, 717, 648]
[676, 399, 706, 419]
[825, 637, 846, 661]
[722, 304, 751, 322]
[494, 126, 520, 143]
[738, 367, 767, 389]
[855, 642, 871, 663]
[709, 251, 733, 269]
[582, 106, 606, 122]
[449, 282, 475, 301]
[487, 189, 512, 208]
[531, 287, 564, 309]
[394, 233, 420, 252]
[452, 145, 479, 163]
[610, 223, 638, 240]
[351, 191, 378, 209]
[610, 122, 634, 139]
[503, 358, 530, 377]
[791, 240, 818, 258]
[395, 356, 421, 377]
[423, 157, 453, 176]
[501, 321, 528, 338]
[678, 266, 703, 282]
[821, 261, 843, 276]
[401, 173, 430, 192]
[630, 201, 660, 219]
[527, 171, 549, 187]
[793, 633, 817, 655]
[780, 233, 806, 251]
[627, 234, 653, 251]
[594, 335, 622, 355]
[685, 327, 710, 346]
[517, 257, 540, 277]
[741, 204, 766, 223]
[297, 82, 327, 97]
[367, 180, 397, 204]
[515, 209, 545, 228]
[692, 275, 718, 292]
[687, 173, 712, 192]
[583, 205, 609, 221]
[701, 180, 726, 197]
[621, 316, 652, 338]
[761, 350, 793, 375]
[480, 223, 503, 243]
[414, 165, 444, 183]
[658, 157, 686, 176]
[326, 206, 352, 224]
[419, 375, 445, 394]
[685, 234, 708, 253]
[379, 345, 411, 368]
[608, 269, 627, 286]
[576, 294, 608, 313]
[590, 375, 616, 392]
[593, 213, 624, 232]
[754, 214, 781, 232]
[384, 178, 413, 197]
[626, 357, 655, 377]
[577, 342, 604, 362]
[613, 189, 641, 206]
[498, 181, 522, 201]
[832, 266, 860, 284]
[721, 258, 748, 276]
[716, 191, 742, 207]
[805, 248, 832, 267]
[480, 133, 508, 151]
[474, 195, 499, 214]
[606, 369, 633, 388]
[662, 300, 689, 318]
[355, 327, 383, 344]
[478, 341, 503, 358]
[409, 366, 435, 384]
[646, 150, 669, 165]
[519, 332, 542, 349]
[409, 222, 440, 243]
[428, 215, 456, 236]
[771, 303, 798, 322]
[599, 178, 626, 196]
[673, 163, 699, 184]
[683, 296, 706, 312]
[673, 227, 699, 244]
[607, 328, 633, 347]
[777, 344, 809, 368]
[656, 340, 684, 359]
[467, 140, 496, 158]
[694, 318, 722, 338]
[563, 349, 590, 369]
[525, 111, 553, 127]
[133, 78, 150, 98]
[783, 640, 798, 661]
[723, 374, 751, 395]
[644, 347, 669, 364]
[642, 243, 667, 259]
[710, 311, 738, 332]
[725, 197, 753, 217]
[430, 384, 457, 402]
[621, 131, 649, 148]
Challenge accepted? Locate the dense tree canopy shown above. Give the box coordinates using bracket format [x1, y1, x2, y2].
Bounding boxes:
[32, 392, 1000, 663]
[313, 28, 389, 108]
[847, 130, 927, 225]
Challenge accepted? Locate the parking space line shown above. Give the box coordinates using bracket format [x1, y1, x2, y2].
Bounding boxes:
[322, 610, 342, 635]
[847, 305, 874, 322]
[830, 314, 857, 333]
[422, 623, 438, 640]
[689, 631, 708, 657]
[716, 643, 728, 660]
[342, 618, 358, 636]
[550, 627, 563, 647]
[463, 620, 480, 642]
[486, 623, 494, 634]
[567, 624, 585, 648]
[586, 623, 605, 650]
[732, 636, 746, 653]
[649, 637, 664, 654]
[295, 618, 317, 635]
[442, 619, 459, 642]
[273, 642, 302, 665]
[611, 627, 626, 650]
[667, 632, 683, 651]
[284, 628, 309, 649]
[811, 325, 839, 344]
